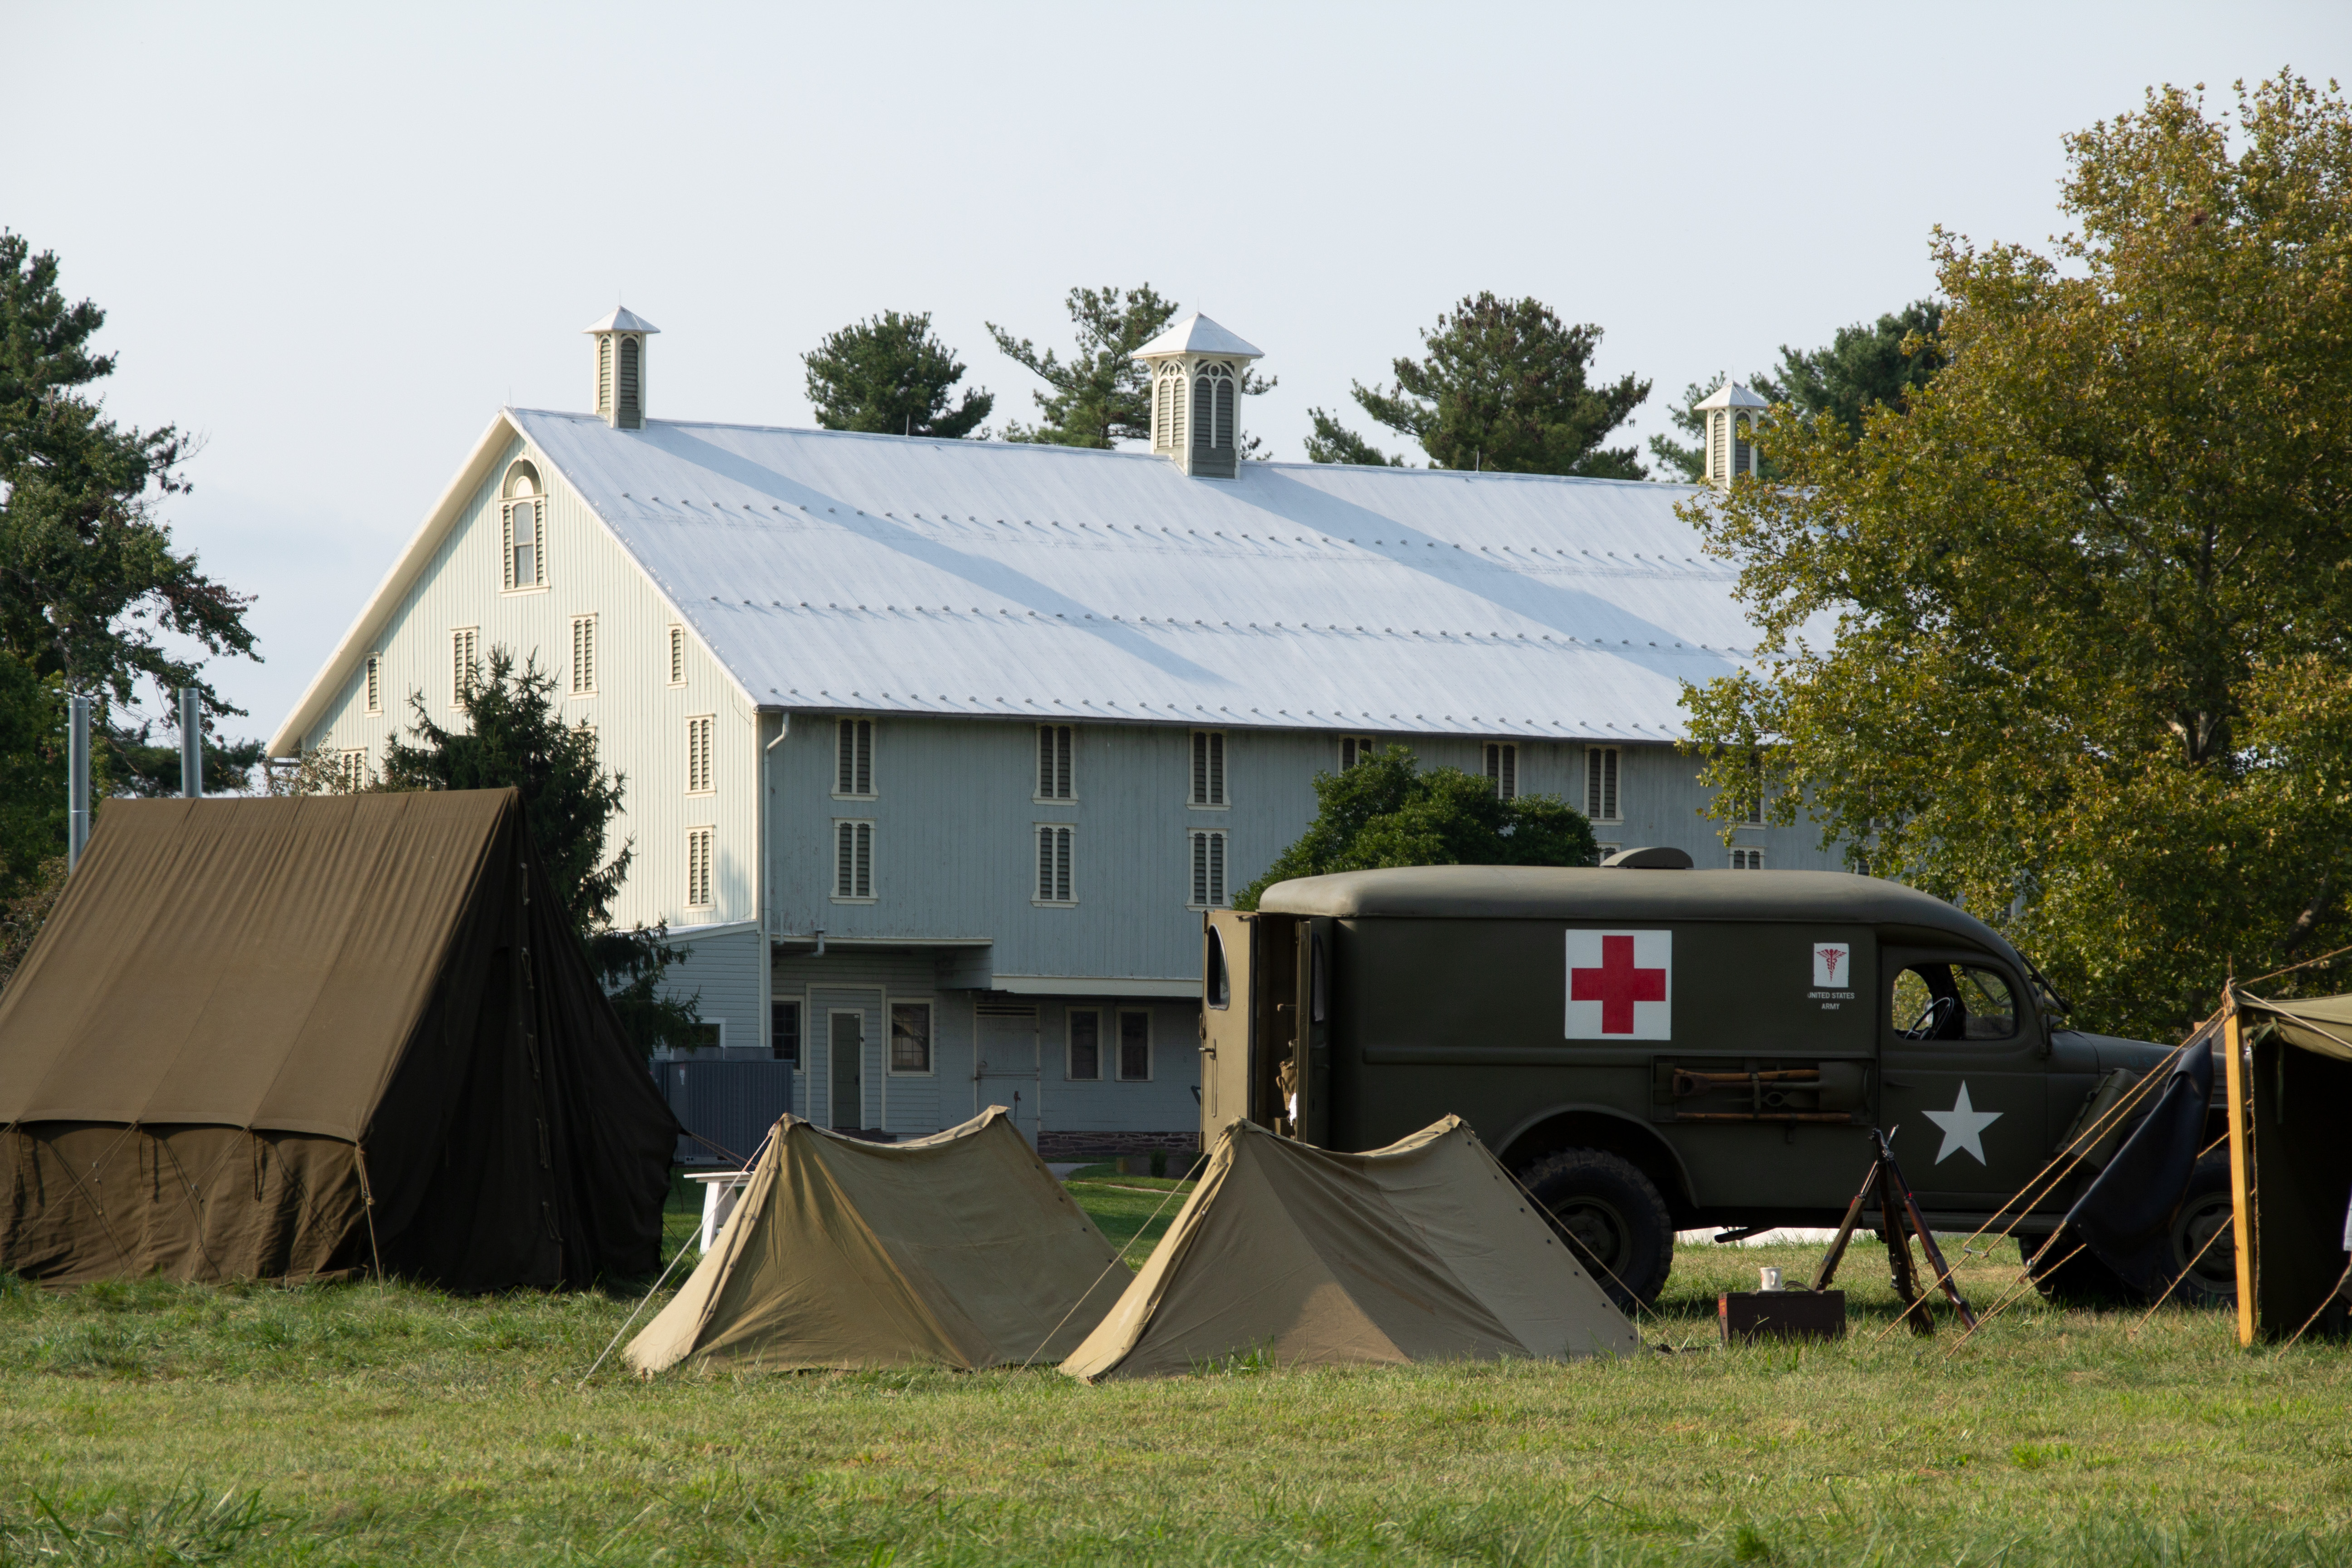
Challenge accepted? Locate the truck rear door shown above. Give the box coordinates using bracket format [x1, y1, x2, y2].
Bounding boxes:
[1200, 911, 1257, 1142]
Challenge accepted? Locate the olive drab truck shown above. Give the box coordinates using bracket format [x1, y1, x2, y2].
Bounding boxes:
[1199, 861, 2232, 1308]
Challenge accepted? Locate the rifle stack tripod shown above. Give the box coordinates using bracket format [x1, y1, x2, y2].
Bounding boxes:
[1811, 1127, 1979, 1334]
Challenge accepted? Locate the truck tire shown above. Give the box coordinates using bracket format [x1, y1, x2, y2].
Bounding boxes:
[1518, 1149, 1674, 1310]
[2162, 1151, 2237, 1308]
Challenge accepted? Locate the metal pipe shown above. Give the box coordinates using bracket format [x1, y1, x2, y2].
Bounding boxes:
[177, 687, 203, 798]
[67, 695, 91, 870]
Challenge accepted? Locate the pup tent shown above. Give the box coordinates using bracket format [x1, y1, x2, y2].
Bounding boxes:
[626, 1107, 1129, 1373]
[1061, 1116, 1639, 1380]
[2219, 986, 2352, 1343]
[0, 790, 678, 1289]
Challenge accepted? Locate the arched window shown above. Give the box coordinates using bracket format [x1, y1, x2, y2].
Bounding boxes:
[1155, 367, 1173, 449]
[502, 461, 544, 589]
[597, 337, 613, 417]
[1214, 371, 1235, 449]
[617, 337, 642, 427]
[1732, 412, 1754, 476]
[1192, 372, 1214, 449]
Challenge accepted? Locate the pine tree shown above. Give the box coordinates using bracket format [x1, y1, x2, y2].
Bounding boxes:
[1310, 294, 1648, 476]
[803, 310, 993, 438]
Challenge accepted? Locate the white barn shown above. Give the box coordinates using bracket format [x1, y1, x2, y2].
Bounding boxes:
[272, 309, 1813, 1155]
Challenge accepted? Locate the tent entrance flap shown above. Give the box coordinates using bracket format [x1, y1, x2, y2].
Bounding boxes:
[2224, 986, 2352, 1345]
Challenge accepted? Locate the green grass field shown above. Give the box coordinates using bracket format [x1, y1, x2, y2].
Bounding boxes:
[0, 1175, 2344, 1566]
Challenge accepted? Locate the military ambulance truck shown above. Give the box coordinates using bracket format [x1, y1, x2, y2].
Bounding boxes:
[1199, 860, 2233, 1308]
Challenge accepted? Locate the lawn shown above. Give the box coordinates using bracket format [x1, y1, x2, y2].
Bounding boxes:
[0, 1176, 2345, 1566]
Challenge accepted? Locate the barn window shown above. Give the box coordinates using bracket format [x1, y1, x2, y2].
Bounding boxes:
[363, 654, 382, 715]
[1339, 736, 1377, 769]
[569, 615, 597, 696]
[1036, 724, 1074, 799]
[1585, 745, 1619, 821]
[890, 1002, 933, 1074]
[667, 625, 686, 686]
[1193, 363, 1234, 449]
[686, 714, 715, 794]
[836, 718, 874, 796]
[1190, 730, 1226, 806]
[1067, 1009, 1102, 1080]
[1035, 825, 1075, 904]
[1484, 742, 1518, 800]
[686, 827, 715, 907]
[501, 461, 544, 590]
[770, 999, 802, 1065]
[834, 820, 874, 899]
[450, 627, 480, 708]
[1117, 1009, 1152, 1081]
[1189, 829, 1227, 908]
[1730, 848, 1764, 871]
[334, 747, 367, 793]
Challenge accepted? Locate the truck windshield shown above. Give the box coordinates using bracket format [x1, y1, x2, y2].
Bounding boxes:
[1893, 963, 2017, 1041]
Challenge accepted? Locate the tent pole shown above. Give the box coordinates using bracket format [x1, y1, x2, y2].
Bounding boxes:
[2223, 987, 2257, 1347]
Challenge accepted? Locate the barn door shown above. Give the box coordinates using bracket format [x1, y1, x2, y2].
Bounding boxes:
[1200, 911, 1255, 1144]
[1294, 916, 1334, 1147]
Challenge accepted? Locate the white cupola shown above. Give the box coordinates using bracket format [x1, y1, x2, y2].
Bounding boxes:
[1134, 313, 1263, 479]
[583, 306, 660, 429]
[1695, 381, 1766, 488]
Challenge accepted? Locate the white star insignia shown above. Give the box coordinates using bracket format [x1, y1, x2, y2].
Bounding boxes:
[1922, 1082, 2003, 1166]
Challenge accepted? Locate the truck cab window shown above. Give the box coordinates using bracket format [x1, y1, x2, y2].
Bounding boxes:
[1892, 963, 2017, 1041]
[1205, 927, 1230, 1009]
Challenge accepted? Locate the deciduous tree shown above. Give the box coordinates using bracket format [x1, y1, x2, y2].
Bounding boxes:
[1234, 747, 1597, 910]
[1681, 74, 2352, 1039]
[1311, 294, 1648, 476]
[803, 310, 993, 438]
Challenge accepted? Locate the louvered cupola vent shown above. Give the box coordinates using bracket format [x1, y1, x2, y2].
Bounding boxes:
[1133, 313, 1264, 480]
[583, 306, 660, 430]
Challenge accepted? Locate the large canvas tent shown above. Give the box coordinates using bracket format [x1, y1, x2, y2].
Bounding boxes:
[0, 790, 678, 1289]
[1062, 1116, 1638, 1380]
[627, 1108, 1128, 1373]
[2223, 987, 2352, 1343]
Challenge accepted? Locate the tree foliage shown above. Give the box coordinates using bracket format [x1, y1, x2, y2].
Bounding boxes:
[803, 310, 993, 439]
[0, 232, 262, 897]
[1235, 747, 1598, 910]
[988, 285, 1274, 449]
[1310, 294, 1648, 476]
[1681, 74, 2352, 1040]
[1649, 301, 1946, 482]
[373, 647, 700, 1054]
[0, 232, 256, 712]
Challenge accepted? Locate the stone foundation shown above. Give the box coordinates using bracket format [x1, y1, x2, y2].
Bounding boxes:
[1037, 1129, 1200, 1160]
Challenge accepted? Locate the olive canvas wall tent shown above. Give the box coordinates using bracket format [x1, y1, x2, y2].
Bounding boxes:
[0, 790, 678, 1289]
[1062, 1116, 1638, 1380]
[2222, 987, 2352, 1343]
[626, 1107, 1128, 1373]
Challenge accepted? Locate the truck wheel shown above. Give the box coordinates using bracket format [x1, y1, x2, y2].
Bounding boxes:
[2163, 1151, 2237, 1308]
[1518, 1149, 1673, 1310]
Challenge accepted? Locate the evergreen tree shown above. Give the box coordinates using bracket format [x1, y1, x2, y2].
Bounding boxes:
[1310, 294, 1648, 476]
[1649, 301, 1945, 481]
[1234, 747, 1597, 910]
[802, 310, 993, 438]
[375, 646, 701, 1054]
[0, 231, 263, 897]
[989, 285, 1274, 449]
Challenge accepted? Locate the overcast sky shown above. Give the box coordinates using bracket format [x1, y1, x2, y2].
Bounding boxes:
[9, 2, 2347, 744]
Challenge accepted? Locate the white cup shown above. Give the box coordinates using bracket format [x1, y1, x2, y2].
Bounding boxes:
[1758, 1266, 1782, 1292]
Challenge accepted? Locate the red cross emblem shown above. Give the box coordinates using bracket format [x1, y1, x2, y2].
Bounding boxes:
[1569, 933, 1669, 1035]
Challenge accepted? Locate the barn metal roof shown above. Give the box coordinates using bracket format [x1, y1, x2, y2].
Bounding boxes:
[509, 408, 1771, 742]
